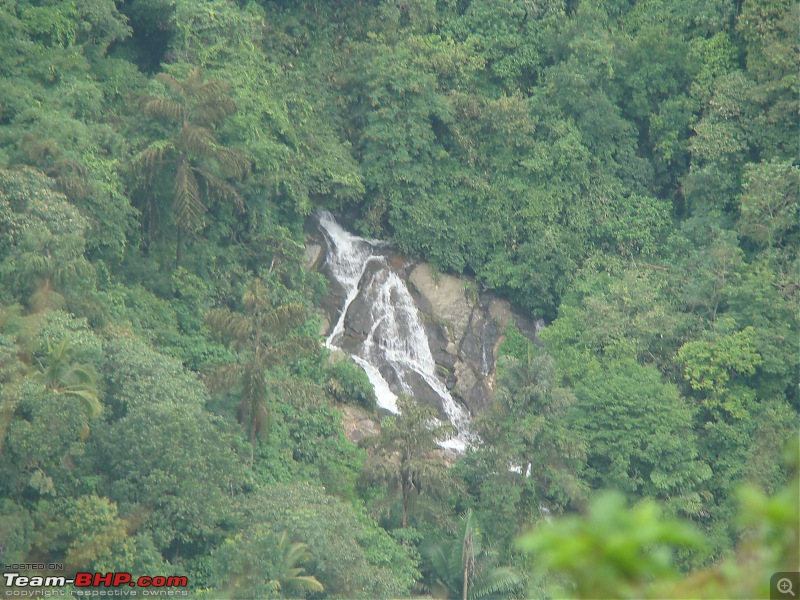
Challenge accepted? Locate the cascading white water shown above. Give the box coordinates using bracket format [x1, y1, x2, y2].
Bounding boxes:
[318, 211, 471, 451]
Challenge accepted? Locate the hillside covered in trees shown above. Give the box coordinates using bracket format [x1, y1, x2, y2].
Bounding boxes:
[0, 0, 797, 598]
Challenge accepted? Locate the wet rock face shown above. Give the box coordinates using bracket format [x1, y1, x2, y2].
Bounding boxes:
[305, 214, 538, 418]
[407, 264, 515, 414]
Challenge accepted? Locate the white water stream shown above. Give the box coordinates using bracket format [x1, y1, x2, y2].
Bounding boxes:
[318, 211, 471, 451]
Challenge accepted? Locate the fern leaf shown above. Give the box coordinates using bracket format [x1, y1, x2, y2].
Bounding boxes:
[178, 124, 217, 158]
[155, 72, 183, 96]
[144, 97, 184, 123]
[262, 303, 308, 336]
[206, 309, 254, 346]
[196, 169, 244, 211]
[205, 363, 244, 392]
[136, 140, 174, 184]
[173, 158, 204, 231]
[213, 146, 250, 179]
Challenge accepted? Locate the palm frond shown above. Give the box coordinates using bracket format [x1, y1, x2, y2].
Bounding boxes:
[195, 77, 227, 102]
[212, 145, 250, 179]
[276, 532, 325, 594]
[135, 140, 174, 184]
[280, 533, 313, 566]
[196, 84, 235, 112]
[32, 339, 102, 419]
[50, 159, 88, 179]
[469, 567, 524, 600]
[195, 168, 245, 212]
[206, 309, 254, 346]
[205, 362, 245, 392]
[155, 72, 184, 97]
[29, 284, 67, 314]
[285, 574, 324, 594]
[63, 386, 102, 419]
[173, 158, 204, 231]
[262, 303, 308, 337]
[144, 97, 185, 124]
[193, 98, 236, 126]
[262, 337, 318, 365]
[19, 135, 60, 162]
[178, 124, 217, 158]
[253, 403, 270, 440]
[241, 279, 271, 314]
[182, 68, 205, 94]
[52, 175, 90, 201]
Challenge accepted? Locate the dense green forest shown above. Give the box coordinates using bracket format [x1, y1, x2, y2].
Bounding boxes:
[0, 0, 797, 598]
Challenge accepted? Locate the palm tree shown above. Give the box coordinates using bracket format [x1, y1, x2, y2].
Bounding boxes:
[33, 338, 101, 419]
[267, 532, 324, 597]
[136, 68, 249, 264]
[423, 510, 523, 600]
[206, 278, 311, 468]
[477, 353, 587, 517]
[29, 337, 101, 441]
[363, 395, 456, 529]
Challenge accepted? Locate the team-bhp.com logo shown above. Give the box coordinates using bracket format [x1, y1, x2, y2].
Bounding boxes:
[3, 571, 188, 596]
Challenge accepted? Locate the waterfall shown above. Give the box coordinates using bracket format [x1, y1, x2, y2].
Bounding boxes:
[318, 211, 471, 451]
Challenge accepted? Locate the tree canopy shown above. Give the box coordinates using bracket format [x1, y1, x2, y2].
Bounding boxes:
[0, 0, 796, 597]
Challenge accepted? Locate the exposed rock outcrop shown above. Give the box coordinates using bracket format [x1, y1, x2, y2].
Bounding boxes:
[339, 404, 380, 445]
[306, 213, 539, 419]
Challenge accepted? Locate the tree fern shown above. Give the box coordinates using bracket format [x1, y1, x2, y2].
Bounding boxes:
[135, 68, 249, 264]
[206, 278, 315, 468]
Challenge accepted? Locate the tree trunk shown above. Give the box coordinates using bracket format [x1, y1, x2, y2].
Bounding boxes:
[462, 552, 469, 600]
[462, 528, 473, 600]
[249, 414, 257, 470]
[176, 226, 183, 266]
[401, 468, 410, 528]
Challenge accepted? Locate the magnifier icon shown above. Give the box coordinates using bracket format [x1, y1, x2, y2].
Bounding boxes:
[778, 578, 796, 597]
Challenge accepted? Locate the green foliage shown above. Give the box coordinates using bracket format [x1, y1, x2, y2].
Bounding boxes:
[325, 354, 376, 410]
[737, 158, 799, 253]
[0, 167, 94, 308]
[206, 276, 315, 467]
[0, 0, 140, 261]
[240, 483, 420, 598]
[0, 0, 796, 592]
[207, 527, 323, 599]
[91, 400, 247, 560]
[363, 395, 456, 529]
[678, 327, 762, 406]
[472, 353, 587, 522]
[423, 509, 523, 600]
[0, 499, 33, 564]
[135, 66, 249, 263]
[517, 491, 705, 599]
[519, 439, 800, 599]
[32, 338, 102, 419]
[31, 495, 128, 568]
[495, 321, 538, 364]
[737, 0, 799, 159]
[101, 327, 210, 414]
[0, 376, 92, 500]
[570, 358, 711, 513]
